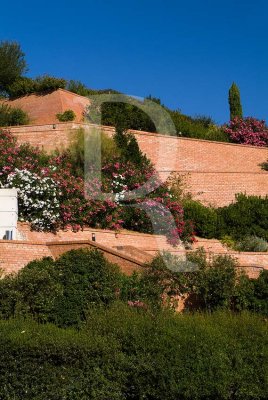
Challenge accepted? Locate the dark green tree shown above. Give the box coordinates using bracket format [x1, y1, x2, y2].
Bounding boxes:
[0, 41, 27, 94]
[228, 82, 243, 120]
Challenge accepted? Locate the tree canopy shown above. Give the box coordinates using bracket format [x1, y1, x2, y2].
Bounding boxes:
[0, 41, 27, 94]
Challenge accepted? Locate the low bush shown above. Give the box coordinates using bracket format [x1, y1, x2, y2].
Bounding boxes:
[7, 75, 66, 98]
[7, 77, 38, 98]
[0, 103, 29, 126]
[217, 194, 268, 241]
[0, 308, 266, 399]
[0, 249, 122, 327]
[35, 74, 66, 92]
[260, 158, 268, 171]
[56, 109, 76, 122]
[183, 199, 218, 238]
[235, 235, 268, 252]
[184, 195, 268, 243]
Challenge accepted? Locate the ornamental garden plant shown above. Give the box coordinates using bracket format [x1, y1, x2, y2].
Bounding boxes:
[0, 128, 194, 245]
[224, 117, 268, 146]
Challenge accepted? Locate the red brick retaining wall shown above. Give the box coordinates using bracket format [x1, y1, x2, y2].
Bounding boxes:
[11, 122, 268, 207]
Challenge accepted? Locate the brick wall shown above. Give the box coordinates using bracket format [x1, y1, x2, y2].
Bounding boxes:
[17, 222, 181, 253]
[0, 239, 147, 276]
[11, 123, 268, 207]
[0, 241, 52, 275]
[14, 223, 268, 278]
[2, 89, 90, 125]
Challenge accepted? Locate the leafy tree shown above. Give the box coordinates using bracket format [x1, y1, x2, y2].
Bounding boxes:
[0, 41, 27, 94]
[228, 82, 243, 120]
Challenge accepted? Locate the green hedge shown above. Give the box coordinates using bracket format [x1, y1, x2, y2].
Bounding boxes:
[184, 194, 268, 242]
[0, 307, 267, 400]
[217, 194, 268, 241]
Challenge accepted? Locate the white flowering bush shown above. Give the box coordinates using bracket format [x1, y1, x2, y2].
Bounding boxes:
[112, 174, 127, 203]
[5, 169, 61, 231]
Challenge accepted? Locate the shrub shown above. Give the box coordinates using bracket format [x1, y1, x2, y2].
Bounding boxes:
[224, 117, 268, 146]
[56, 109, 76, 122]
[4, 168, 61, 231]
[235, 235, 268, 252]
[35, 74, 66, 92]
[186, 249, 240, 311]
[7, 77, 38, 98]
[0, 309, 267, 400]
[250, 270, 268, 315]
[261, 159, 268, 171]
[183, 199, 218, 238]
[0, 103, 29, 126]
[52, 249, 122, 327]
[0, 249, 122, 327]
[0, 129, 194, 244]
[217, 194, 268, 241]
[7, 75, 66, 98]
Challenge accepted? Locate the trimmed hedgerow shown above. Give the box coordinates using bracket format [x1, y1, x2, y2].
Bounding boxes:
[0, 307, 267, 400]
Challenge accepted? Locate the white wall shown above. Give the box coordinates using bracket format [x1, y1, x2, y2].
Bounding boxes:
[0, 189, 18, 240]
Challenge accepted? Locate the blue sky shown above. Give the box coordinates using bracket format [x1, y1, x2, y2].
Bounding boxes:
[1, 0, 268, 124]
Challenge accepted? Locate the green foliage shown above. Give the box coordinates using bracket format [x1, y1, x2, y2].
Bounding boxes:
[261, 159, 268, 171]
[7, 77, 38, 98]
[188, 250, 238, 311]
[217, 194, 268, 241]
[100, 101, 156, 132]
[228, 82, 243, 120]
[249, 270, 268, 315]
[0, 41, 27, 94]
[0, 308, 267, 399]
[235, 235, 268, 252]
[0, 249, 122, 327]
[35, 74, 66, 92]
[67, 128, 121, 175]
[52, 249, 122, 327]
[56, 109, 76, 122]
[66, 79, 91, 96]
[183, 199, 218, 238]
[0, 103, 29, 126]
[114, 126, 150, 166]
[7, 75, 66, 98]
[221, 234, 237, 250]
[184, 195, 268, 243]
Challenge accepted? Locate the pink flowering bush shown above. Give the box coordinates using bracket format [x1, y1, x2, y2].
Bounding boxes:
[224, 117, 268, 146]
[0, 129, 194, 245]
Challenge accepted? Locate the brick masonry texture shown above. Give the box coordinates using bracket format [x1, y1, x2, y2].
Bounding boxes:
[0, 223, 266, 278]
[1, 89, 90, 125]
[11, 122, 268, 207]
[2, 94, 267, 277]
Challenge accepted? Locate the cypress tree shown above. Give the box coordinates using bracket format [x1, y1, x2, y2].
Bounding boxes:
[228, 82, 243, 120]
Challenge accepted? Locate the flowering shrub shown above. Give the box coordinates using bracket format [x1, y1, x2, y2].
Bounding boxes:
[224, 117, 268, 146]
[0, 129, 194, 245]
[4, 168, 60, 231]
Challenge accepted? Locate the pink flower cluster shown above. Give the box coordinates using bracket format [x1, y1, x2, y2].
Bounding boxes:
[0, 129, 195, 245]
[224, 117, 268, 147]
